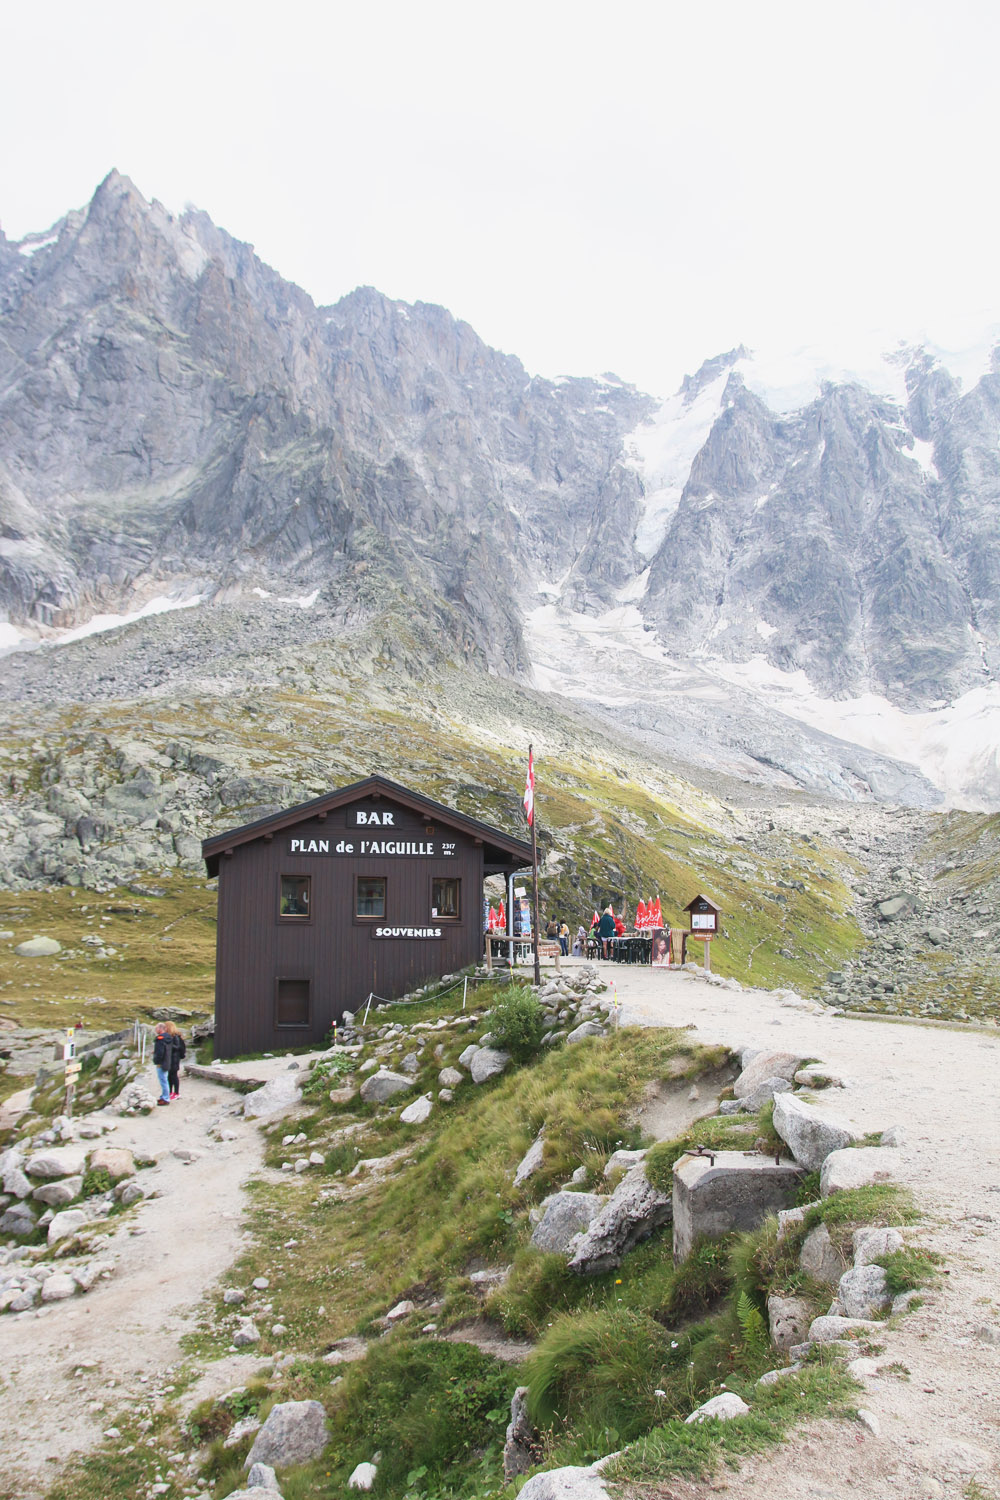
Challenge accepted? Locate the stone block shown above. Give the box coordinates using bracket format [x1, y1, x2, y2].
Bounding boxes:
[673, 1151, 804, 1263]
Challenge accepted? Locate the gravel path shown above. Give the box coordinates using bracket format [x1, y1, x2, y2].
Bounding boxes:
[607, 960, 1000, 1500]
[0, 1068, 265, 1500]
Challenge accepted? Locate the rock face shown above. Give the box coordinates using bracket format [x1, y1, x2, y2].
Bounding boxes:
[1, 172, 997, 833]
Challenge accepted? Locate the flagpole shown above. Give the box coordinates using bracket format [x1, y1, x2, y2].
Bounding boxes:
[529, 743, 541, 987]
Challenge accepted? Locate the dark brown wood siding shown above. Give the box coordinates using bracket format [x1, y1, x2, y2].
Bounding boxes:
[213, 795, 485, 1058]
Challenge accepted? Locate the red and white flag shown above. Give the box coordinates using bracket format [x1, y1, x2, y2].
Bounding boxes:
[523, 748, 535, 827]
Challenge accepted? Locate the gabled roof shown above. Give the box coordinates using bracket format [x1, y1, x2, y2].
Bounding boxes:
[684, 892, 722, 913]
[202, 773, 532, 876]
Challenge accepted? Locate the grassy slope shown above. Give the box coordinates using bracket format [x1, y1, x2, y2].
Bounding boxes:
[0, 665, 865, 1033]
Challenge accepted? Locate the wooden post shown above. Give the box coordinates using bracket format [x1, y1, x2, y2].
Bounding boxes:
[529, 743, 541, 988]
[704, 937, 712, 972]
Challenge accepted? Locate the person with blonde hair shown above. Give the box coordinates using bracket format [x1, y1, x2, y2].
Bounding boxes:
[164, 1020, 187, 1101]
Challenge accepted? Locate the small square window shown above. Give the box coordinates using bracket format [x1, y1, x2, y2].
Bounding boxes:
[276, 978, 310, 1027]
[356, 876, 386, 918]
[432, 877, 460, 919]
[280, 875, 310, 918]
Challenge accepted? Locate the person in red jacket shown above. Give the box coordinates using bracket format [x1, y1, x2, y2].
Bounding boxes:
[614, 914, 625, 937]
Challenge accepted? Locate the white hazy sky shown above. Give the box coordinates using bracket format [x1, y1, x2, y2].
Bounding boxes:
[2, 0, 998, 398]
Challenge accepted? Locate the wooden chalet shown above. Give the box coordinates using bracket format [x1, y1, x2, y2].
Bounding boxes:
[202, 774, 532, 1058]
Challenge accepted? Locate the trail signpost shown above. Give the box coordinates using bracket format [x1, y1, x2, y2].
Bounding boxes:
[62, 1027, 79, 1115]
[683, 894, 722, 972]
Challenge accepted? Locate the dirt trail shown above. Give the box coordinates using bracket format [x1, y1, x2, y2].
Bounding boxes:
[609, 961, 1000, 1500]
[1, 1067, 265, 1499]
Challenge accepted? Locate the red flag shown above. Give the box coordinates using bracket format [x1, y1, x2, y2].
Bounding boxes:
[523, 748, 535, 826]
[498, 898, 506, 930]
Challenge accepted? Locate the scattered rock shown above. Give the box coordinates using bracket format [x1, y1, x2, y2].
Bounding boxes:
[347, 1462, 378, 1491]
[399, 1094, 433, 1125]
[245, 1399, 329, 1469]
[233, 1319, 261, 1347]
[513, 1134, 546, 1187]
[685, 1392, 750, 1423]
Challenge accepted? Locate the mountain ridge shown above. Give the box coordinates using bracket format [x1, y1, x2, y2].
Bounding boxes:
[2, 172, 999, 806]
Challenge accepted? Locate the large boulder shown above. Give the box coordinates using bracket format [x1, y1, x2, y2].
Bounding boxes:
[359, 1070, 413, 1104]
[853, 1227, 904, 1266]
[569, 1164, 672, 1275]
[741, 1078, 794, 1112]
[820, 1147, 902, 1197]
[0, 1203, 36, 1236]
[530, 1192, 607, 1254]
[25, 1146, 88, 1179]
[33, 1176, 83, 1206]
[470, 1048, 511, 1083]
[772, 1094, 857, 1170]
[733, 1051, 800, 1099]
[566, 1022, 605, 1045]
[438, 1066, 464, 1089]
[3, 1165, 33, 1200]
[245, 1400, 328, 1469]
[41, 1271, 78, 1302]
[808, 1314, 884, 1342]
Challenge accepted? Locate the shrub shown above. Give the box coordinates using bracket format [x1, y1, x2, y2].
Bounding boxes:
[302, 1053, 355, 1099]
[525, 1307, 671, 1440]
[485, 986, 546, 1061]
[80, 1166, 113, 1198]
